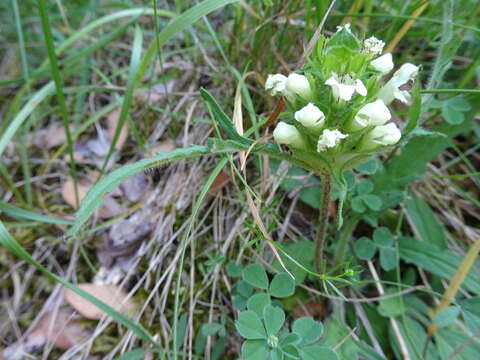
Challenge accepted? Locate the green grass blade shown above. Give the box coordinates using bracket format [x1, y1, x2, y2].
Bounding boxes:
[0, 220, 161, 351]
[0, 201, 73, 225]
[37, 0, 78, 203]
[136, 0, 239, 84]
[101, 25, 143, 173]
[68, 145, 217, 236]
[0, 81, 54, 156]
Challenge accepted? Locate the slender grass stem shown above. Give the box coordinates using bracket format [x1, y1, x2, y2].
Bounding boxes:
[334, 215, 360, 266]
[315, 172, 332, 273]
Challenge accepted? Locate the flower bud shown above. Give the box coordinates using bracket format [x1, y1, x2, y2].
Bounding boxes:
[294, 103, 325, 130]
[378, 63, 419, 104]
[265, 74, 288, 96]
[286, 73, 313, 101]
[360, 123, 401, 151]
[370, 53, 394, 74]
[273, 122, 305, 149]
[325, 73, 367, 102]
[317, 129, 348, 152]
[348, 99, 391, 132]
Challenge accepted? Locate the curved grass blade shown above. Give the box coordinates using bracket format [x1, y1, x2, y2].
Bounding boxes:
[0, 201, 73, 225]
[101, 25, 143, 172]
[0, 81, 54, 157]
[68, 145, 213, 236]
[0, 221, 160, 352]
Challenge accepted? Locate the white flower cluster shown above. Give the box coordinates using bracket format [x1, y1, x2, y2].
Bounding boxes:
[266, 31, 418, 155]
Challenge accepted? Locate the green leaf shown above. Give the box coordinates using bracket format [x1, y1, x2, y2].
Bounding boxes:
[0, 201, 73, 225]
[351, 197, 366, 213]
[378, 288, 406, 317]
[175, 314, 188, 349]
[115, 349, 145, 360]
[201, 88, 252, 145]
[300, 346, 338, 360]
[373, 227, 393, 247]
[263, 305, 285, 336]
[354, 237, 377, 260]
[292, 317, 323, 345]
[283, 344, 301, 359]
[356, 180, 374, 195]
[201, 323, 223, 336]
[399, 237, 480, 294]
[362, 194, 382, 211]
[243, 264, 269, 290]
[280, 333, 301, 347]
[405, 78, 422, 133]
[404, 197, 446, 248]
[435, 306, 460, 327]
[380, 247, 397, 271]
[270, 348, 284, 360]
[241, 339, 269, 360]
[271, 240, 315, 284]
[247, 293, 271, 318]
[236, 311, 266, 339]
[269, 273, 295, 298]
[355, 158, 379, 175]
[237, 280, 254, 298]
[226, 262, 243, 277]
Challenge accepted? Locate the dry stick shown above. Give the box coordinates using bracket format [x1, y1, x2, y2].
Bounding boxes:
[368, 260, 411, 360]
[315, 172, 333, 273]
[427, 239, 480, 336]
[384, 1, 429, 53]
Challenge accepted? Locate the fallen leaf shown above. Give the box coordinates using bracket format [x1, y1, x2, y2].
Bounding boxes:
[145, 139, 175, 157]
[26, 309, 90, 350]
[97, 197, 126, 219]
[64, 283, 136, 320]
[61, 180, 90, 208]
[30, 124, 68, 149]
[106, 108, 129, 150]
[209, 170, 229, 195]
[120, 173, 148, 202]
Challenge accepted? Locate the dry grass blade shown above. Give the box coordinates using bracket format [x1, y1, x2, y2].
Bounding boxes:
[384, 2, 429, 53]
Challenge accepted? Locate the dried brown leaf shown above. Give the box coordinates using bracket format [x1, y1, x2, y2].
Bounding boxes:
[64, 283, 136, 320]
[61, 180, 90, 209]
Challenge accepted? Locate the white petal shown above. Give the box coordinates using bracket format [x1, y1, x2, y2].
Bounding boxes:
[294, 103, 325, 128]
[273, 122, 304, 148]
[355, 79, 367, 96]
[370, 53, 394, 74]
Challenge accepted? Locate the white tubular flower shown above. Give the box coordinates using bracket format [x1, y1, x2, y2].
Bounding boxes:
[317, 129, 348, 152]
[265, 74, 288, 96]
[363, 36, 385, 56]
[370, 53, 394, 74]
[294, 103, 325, 130]
[360, 123, 401, 151]
[325, 73, 367, 102]
[273, 122, 305, 149]
[377, 63, 419, 105]
[348, 100, 391, 131]
[285, 73, 313, 101]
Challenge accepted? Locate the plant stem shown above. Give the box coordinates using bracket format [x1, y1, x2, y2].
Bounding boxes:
[334, 215, 360, 266]
[315, 172, 332, 273]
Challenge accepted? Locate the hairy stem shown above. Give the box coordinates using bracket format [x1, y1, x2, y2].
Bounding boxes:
[315, 172, 333, 273]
